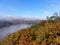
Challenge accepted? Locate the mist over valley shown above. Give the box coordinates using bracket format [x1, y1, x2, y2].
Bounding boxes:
[0, 18, 40, 40]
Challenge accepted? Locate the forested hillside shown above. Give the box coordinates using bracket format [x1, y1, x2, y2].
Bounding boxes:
[0, 15, 60, 45]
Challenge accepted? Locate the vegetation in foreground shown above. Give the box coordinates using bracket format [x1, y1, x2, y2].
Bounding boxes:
[0, 14, 60, 45]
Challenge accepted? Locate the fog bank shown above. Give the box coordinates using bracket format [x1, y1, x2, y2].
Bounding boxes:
[0, 24, 32, 40]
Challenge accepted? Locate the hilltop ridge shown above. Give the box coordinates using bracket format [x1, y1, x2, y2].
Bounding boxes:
[0, 16, 60, 45]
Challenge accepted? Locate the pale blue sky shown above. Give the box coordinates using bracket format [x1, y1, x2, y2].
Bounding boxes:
[0, 0, 60, 19]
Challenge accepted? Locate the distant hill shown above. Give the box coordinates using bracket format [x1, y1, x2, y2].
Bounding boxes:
[0, 21, 14, 28]
[0, 19, 40, 28]
[0, 16, 60, 45]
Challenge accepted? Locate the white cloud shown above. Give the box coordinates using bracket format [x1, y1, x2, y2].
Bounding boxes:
[44, 11, 50, 16]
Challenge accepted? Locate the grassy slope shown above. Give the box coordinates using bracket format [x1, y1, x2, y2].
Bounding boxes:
[0, 17, 60, 45]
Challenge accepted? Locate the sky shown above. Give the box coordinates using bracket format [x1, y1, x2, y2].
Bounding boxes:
[0, 0, 60, 19]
